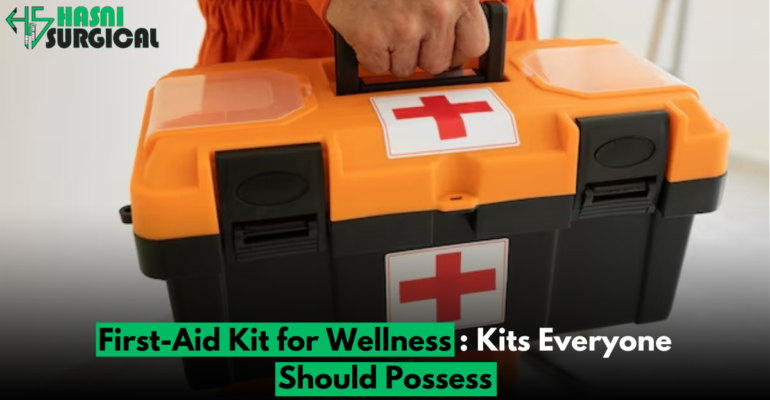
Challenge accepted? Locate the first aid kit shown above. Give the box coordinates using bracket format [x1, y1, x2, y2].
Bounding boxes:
[121, 2, 728, 389]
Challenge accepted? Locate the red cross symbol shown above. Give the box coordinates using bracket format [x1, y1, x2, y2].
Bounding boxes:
[392, 95, 494, 141]
[399, 252, 497, 322]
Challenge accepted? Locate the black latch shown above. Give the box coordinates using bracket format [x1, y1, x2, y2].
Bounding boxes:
[214, 144, 329, 268]
[233, 216, 318, 261]
[580, 178, 657, 219]
[574, 111, 670, 220]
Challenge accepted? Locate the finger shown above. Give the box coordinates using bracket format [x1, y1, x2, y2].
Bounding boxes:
[390, 41, 421, 78]
[355, 47, 391, 75]
[451, 3, 489, 69]
[418, 27, 455, 76]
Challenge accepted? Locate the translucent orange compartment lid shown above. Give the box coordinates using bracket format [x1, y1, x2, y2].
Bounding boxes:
[518, 43, 687, 95]
[145, 70, 308, 140]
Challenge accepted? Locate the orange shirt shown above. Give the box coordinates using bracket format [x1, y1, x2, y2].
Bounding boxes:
[197, 0, 538, 67]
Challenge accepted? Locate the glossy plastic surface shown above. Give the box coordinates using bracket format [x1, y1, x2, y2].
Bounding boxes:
[146, 70, 307, 138]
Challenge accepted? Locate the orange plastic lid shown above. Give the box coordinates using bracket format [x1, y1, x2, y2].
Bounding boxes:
[130, 39, 729, 241]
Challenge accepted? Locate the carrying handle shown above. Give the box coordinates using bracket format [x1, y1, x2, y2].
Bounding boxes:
[333, 1, 508, 96]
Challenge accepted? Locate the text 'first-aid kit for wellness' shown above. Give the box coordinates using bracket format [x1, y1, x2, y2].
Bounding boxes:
[120, 2, 728, 390]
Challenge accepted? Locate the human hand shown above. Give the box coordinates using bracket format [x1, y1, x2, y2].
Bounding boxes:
[326, 0, 490, 78]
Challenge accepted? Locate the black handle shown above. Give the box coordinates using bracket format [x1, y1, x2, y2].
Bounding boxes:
[334, 1, 508, 96]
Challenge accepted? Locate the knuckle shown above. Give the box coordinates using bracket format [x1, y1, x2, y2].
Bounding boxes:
[427, 3, 452, 24]
[393, 21, 419, 42]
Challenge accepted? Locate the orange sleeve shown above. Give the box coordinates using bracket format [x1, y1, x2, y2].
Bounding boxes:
[509, 0, 539, 41]
[196, 0, 333, 67]
[306, 0, 333, 30]
[309, 0, 536, 39]
[488, 0, 538, 41]
[196, 0, 535, 67]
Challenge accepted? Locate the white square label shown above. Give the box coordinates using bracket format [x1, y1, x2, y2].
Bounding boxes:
[385, 239, 509, 330]
[371, 88, 519, 159]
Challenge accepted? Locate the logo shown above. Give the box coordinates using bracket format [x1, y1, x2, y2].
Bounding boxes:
[6, 6, 158, 50]
[5, 7, 52, 49]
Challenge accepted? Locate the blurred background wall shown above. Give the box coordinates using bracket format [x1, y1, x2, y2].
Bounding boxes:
[536, 0, 769, 164]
